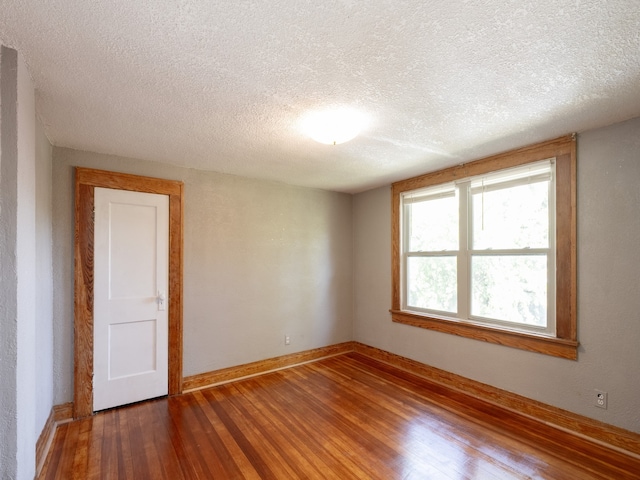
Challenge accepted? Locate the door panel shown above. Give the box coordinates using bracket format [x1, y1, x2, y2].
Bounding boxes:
[109, 202, 158, 298]
[93, 187, 169, 411]
[108, 319, 157, 379]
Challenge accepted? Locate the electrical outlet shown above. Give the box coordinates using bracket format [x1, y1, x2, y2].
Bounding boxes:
[595, 390, 608, 409]
[285, 335, 291, 345]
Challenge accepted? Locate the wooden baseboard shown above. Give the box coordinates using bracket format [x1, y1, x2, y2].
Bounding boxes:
[35, 410, 56, 476]
[36, 402, 73, 476]
[52, 402, 73, 422]
[352, 342, 640, 457]
[183, 341, 357, 391]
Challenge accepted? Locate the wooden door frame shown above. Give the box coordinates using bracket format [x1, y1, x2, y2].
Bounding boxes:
[74, 167, 184, 418]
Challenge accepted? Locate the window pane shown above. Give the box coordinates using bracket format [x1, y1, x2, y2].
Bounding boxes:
[407, 256, 457, 313]
[407, 195, 458, 252]
[471, 255, 547, 327]
[472, 181, 549, 249]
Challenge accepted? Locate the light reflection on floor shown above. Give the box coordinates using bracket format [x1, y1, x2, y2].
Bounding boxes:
[398, 413, 545, 479]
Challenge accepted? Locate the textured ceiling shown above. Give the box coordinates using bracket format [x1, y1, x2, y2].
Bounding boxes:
[1, 1, 639, 193]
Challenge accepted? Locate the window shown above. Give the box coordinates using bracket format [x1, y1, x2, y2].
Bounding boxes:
[391, 136, 577, 359]
[404, 160, 555, 333]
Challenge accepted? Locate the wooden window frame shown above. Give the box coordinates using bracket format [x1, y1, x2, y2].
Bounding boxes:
[74, 168, 184, 418]
[391, 136, 578, 359]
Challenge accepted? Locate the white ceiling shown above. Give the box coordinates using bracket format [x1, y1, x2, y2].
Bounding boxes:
[1, 1, 639, 193]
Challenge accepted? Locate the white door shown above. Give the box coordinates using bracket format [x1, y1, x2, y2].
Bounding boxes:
[93, 187, 169, 411]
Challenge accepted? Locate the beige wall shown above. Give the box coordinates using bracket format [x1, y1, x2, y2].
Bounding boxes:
[353, 116, 640, 434]
[52, 148, 353, 403]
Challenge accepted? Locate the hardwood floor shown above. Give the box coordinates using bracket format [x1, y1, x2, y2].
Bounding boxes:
[40, 353, 640, 479]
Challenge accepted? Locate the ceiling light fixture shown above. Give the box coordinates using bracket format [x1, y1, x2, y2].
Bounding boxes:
[301, 107, 368, 145]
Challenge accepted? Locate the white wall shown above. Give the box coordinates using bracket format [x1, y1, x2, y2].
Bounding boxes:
[0, 44, 21, 480]
[0, 45, 53, 480]
[353, 116, 640, 434]
[51, 148, 353, 402]
[15, 44, 37, 480]
[35, 120, 54, 441]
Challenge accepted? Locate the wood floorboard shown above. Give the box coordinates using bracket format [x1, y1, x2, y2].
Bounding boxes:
[40, 353, 640, 479]
[86, 410, 103, 479]
[326, 356, 588, 479]
[343, 354, 638, 478]
[231, 376, 373, 479]
[298, 362, 503, 478]
[237, 373, 396, 479]
[318, 357, 563, 476]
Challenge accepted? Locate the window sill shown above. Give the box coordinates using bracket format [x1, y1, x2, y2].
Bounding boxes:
[390, 310, 578, 360]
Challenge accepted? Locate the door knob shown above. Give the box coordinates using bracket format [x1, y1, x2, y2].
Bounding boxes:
[158, 291, 166, 311]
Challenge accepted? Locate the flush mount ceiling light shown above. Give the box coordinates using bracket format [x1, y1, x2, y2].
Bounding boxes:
[301, 107, 369, 145]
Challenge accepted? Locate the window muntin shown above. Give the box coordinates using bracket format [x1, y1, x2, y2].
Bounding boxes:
[401, 160, 556, 335]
